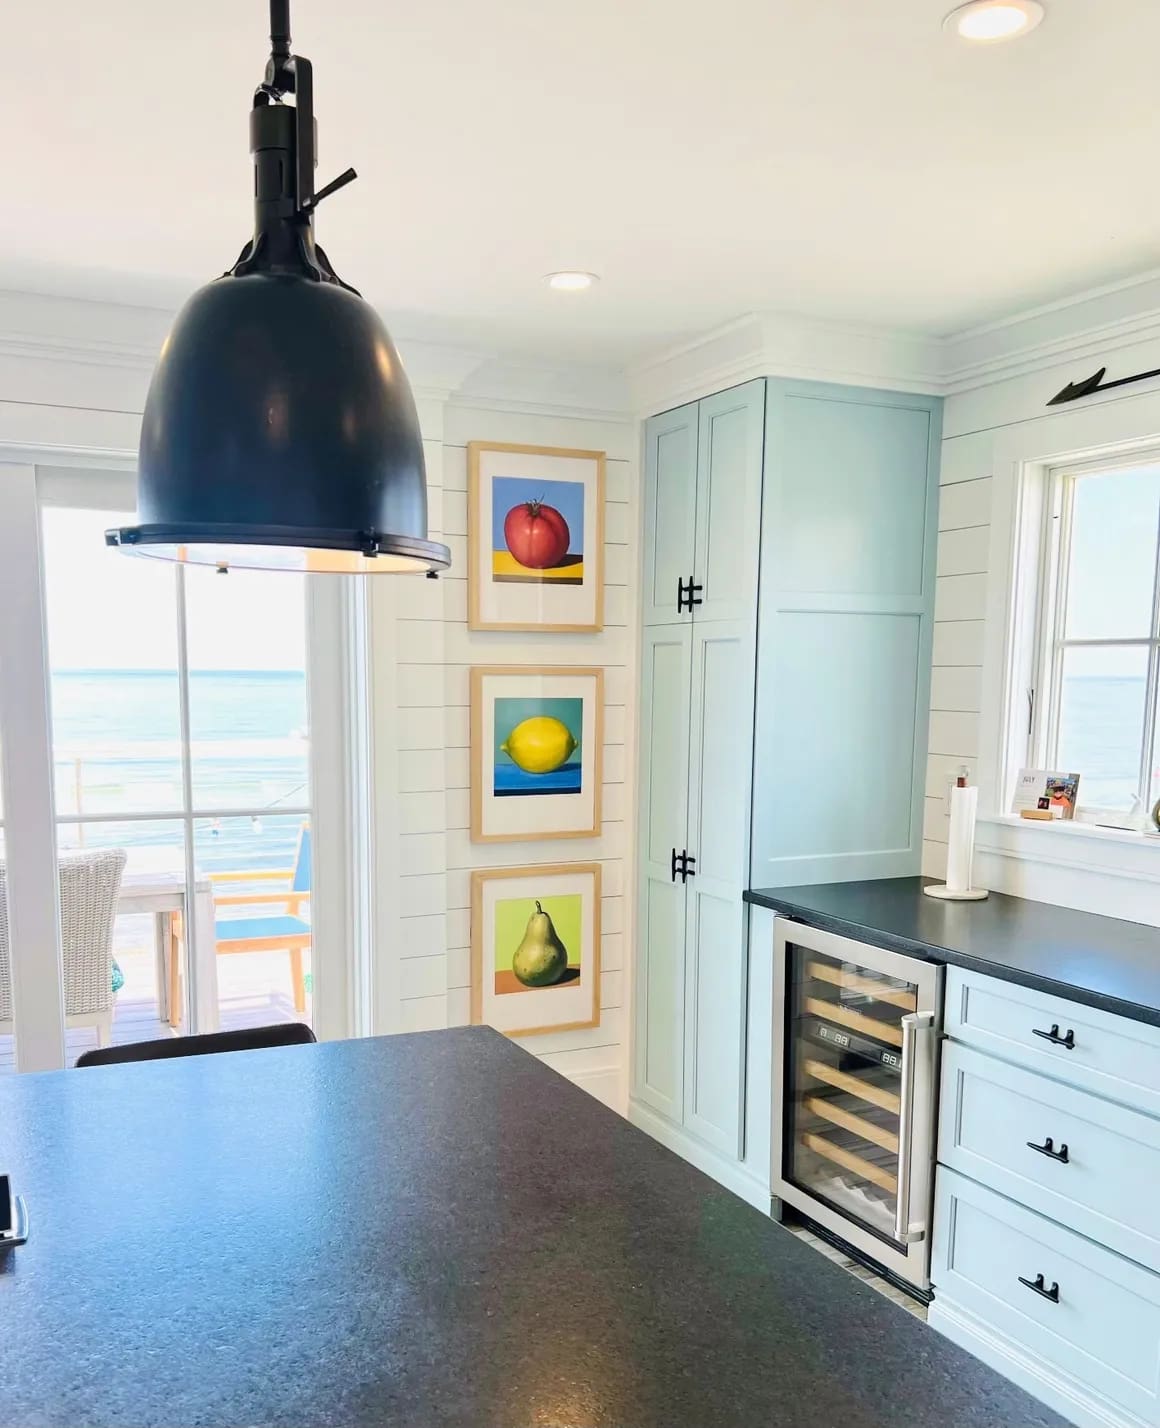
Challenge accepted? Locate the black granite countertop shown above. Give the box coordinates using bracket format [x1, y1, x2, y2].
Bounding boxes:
[746, 876, 1160, 1026]
[0, 1028, 1060, 1427]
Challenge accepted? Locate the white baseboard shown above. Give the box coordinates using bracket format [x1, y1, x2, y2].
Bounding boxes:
[627, 1098, 771, 1211]
[929, 1297, 1142, 1428]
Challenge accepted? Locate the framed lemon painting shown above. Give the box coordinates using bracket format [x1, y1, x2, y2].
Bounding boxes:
[470, 666, 603, 842]
[467, 441, 605, 632]
[471, 863, 601, 1036]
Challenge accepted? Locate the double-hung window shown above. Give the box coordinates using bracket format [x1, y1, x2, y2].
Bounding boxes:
[1030, 454, 1160, 822]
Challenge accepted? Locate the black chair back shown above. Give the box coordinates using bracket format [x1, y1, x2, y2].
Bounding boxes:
[76, 1022, 316, 1068]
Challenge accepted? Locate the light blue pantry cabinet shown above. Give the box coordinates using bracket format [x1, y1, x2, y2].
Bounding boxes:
[633, 381, 765, 1164]
[631, 378, 941, 1197]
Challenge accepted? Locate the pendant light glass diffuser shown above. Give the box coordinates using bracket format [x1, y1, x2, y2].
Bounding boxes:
[107, 1, 450, 575]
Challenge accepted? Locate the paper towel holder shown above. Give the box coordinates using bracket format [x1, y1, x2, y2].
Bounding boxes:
[923, 883, 989, 902]
[924, 767, 989, 902]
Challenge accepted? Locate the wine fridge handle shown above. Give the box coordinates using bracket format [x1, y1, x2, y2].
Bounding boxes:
[894, 1010, 935, 1247]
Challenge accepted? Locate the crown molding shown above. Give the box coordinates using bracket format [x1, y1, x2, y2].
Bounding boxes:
[628, 311, 946, 414]
[629, 270, 1160, 414]
[9, 268, 1160, 423]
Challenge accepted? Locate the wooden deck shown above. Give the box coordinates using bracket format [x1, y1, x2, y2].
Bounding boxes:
[0, 914, 309, 1071]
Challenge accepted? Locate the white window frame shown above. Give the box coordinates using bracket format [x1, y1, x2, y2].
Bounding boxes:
[0, 450, 370, 1069]
[1025, 448, 1160, 824]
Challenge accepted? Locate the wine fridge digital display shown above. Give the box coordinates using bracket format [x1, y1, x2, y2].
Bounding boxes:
[771, 917, 943, 1291]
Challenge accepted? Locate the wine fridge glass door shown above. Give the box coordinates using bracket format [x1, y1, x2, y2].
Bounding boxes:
[783, 939, 918, 1248]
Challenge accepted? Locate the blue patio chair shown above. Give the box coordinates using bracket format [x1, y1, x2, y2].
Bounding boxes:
[203, 823, 312, 1015]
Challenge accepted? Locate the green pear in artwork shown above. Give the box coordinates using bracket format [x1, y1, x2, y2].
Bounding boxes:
[511, 900, 569, 987]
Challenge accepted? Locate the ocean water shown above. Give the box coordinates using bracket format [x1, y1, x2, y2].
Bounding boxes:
[1058, 675, 1156, 811]
[49, 669, 309, 874]
[31, 671, 1157, 876]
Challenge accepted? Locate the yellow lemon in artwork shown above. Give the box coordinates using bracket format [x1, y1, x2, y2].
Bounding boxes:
[501, 716, 577, 774]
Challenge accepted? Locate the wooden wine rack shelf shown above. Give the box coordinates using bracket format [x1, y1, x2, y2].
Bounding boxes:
[803, 997, 904, 1048]
[802, 1132, 899, 1195]
[807, 960, 916, 1012]
[804, 1095, 900, 1154]
[802, 1058, 902, 1115]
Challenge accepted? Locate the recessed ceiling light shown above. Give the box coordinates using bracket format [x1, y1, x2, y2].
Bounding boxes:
[545, 271, 599, 292]
[944, 0, 1044, 42]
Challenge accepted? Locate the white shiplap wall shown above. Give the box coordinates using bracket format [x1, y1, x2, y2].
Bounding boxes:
[377, 400, 638, 1111]
[922, 434, 992, 877]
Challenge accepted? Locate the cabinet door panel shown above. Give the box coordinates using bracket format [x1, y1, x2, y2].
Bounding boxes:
[633, 626, 692, 1121]
[751, 380, 941, 887]
[642, 403, 698, 625]
[693, 381, 765, 624]
[683, 621, 754, 1155]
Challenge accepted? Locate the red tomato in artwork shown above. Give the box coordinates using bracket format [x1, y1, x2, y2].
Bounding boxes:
[503, 500, 571, 569]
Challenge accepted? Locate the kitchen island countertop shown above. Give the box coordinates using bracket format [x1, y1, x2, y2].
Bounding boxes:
[0, 1026, 1061, 1427]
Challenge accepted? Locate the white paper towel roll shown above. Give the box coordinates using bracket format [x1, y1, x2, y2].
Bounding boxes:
[946, 783, 978, 894]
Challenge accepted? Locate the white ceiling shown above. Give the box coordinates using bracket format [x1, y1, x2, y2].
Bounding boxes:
[7, 0, 1160, 364]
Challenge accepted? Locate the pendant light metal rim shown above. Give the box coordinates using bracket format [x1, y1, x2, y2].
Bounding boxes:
[106, 522, 451, 571]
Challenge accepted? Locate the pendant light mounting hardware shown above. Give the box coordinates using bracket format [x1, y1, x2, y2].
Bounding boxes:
[298, 166, 359, 218]
[228, 0, 359, 292]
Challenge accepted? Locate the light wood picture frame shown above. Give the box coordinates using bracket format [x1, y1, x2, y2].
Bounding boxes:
[471, 863, 602, 1037]
[471, 665, 604, 843]
[467, 441, 605, 632]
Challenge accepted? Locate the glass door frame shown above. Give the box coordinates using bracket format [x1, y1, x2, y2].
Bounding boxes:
[0, 453, 367, 1070]
[770, 915, 943, 1290]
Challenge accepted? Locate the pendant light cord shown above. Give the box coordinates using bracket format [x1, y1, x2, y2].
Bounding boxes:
[270, 0, 291, 61]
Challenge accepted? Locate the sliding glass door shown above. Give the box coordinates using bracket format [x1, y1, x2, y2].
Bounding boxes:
[0, 462, 359, 1071]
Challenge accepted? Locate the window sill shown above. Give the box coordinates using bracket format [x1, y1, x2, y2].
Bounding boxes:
[976, 813, 1160, 885]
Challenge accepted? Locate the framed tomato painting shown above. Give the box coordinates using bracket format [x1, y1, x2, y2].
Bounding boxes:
[471, 863, 601, 1037]
[471, 666, 603, 843]
[467, 441, 605, 632]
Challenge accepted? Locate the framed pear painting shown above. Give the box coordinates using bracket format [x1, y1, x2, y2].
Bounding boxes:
[471, 666, 603, 843]
[471, 863, 602, 1037]
[467, 441, 605, 632]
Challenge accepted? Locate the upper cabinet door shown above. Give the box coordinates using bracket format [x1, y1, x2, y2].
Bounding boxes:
[692, 381, 766, 625]
[750, 381, 942, 888]
[642, 402, 699, 625]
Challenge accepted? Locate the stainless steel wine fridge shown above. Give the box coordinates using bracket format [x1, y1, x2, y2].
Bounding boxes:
[771, 917, 944, 1292]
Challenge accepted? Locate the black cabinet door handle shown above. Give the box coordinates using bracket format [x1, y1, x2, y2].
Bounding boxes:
[670, 848, 678, 883]
[1018, 1273, 1060, 1303]
[676, 577, 704, 613]
[684, 854, 696, 881]
[1032, 1023, 1076, 1049]
[1027, 1136, 1069, 1163]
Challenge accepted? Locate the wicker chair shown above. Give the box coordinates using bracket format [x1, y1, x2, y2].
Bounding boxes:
[0, 849, 128, 1048]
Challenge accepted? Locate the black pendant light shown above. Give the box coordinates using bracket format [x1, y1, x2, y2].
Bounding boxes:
[106, 0, 450, 575]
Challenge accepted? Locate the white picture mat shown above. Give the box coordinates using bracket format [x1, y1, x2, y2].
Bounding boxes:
[479, 671, 598, 839]
[479, 869, 596, 1034]
[474, 448, 600, 628]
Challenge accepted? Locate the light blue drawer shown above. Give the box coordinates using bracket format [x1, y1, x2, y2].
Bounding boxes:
[940, 1041, 1160, 1274]
[932, 1166, 1160, 1427]
[945, 967, 1160, 1119]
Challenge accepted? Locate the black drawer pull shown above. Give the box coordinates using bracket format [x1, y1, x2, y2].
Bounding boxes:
[1027, 1136, 1069, 1163]
[1018, 1273, 1060, 1304]
[1032, 1023, 1075, 1050]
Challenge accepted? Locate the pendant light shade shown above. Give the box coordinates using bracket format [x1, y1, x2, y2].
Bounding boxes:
[107, 2, 450, 576]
